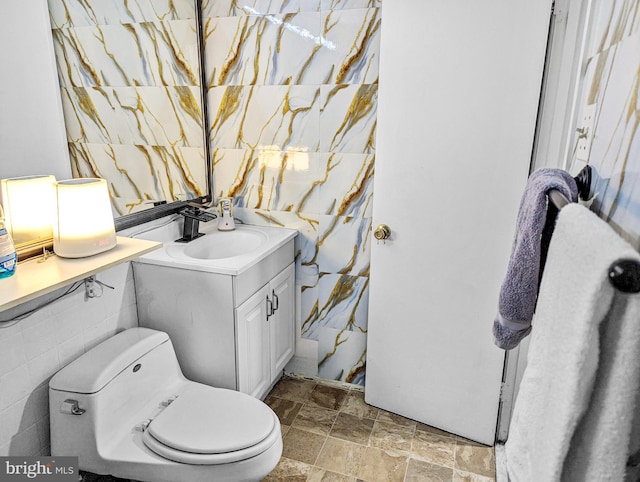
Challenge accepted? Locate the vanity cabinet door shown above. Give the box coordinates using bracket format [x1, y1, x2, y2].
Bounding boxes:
[235, 263, 296, 399]
[269, 263, 295, 377]
[236, 285, 271, 398]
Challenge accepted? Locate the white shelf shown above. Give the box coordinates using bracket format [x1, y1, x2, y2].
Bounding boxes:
[0, 236, 162, 312]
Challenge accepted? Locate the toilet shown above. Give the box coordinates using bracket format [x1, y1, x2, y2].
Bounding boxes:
[49, 328, 282, 482]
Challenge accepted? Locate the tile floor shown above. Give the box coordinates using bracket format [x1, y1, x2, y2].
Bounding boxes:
[264, 376, 496, 481]
[79, 375, 496, 482]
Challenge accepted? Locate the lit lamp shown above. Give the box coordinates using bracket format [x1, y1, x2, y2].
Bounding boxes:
[0, 175, 56, 245]
[54, 178, 117, 258]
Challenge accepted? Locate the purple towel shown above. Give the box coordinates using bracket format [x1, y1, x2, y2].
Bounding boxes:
[493, 168, 578, 350]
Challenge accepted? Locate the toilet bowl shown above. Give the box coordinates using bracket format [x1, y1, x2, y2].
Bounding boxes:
[49, 328, 282, 482]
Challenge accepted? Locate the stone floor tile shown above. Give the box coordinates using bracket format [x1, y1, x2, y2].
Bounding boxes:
[377, 409, 417, 429]
[282, 427, 327, 465]
[405, 458, 454, 481]
[330, 412, 375, 445]
[410, 429, 456, 468]
[263, 376, 496, 482]
[454, 438, 495, 478]
[416, 422, 456, 439]
[263, 457, 314, 481]
[266, 395, 304, 426]
[268, 377, 316, 403]
[292, 404, 339, 436]
[308, 467, 358, 481]
[452, 469, 496, 481]
[341, 391, 380, 419]
[357, 446, 408, 482]
[315, 436, 367, 477]
[369, 420, 415, 454]
[308, 384, 349, 410]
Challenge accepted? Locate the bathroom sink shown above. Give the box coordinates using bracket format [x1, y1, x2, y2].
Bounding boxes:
[131, 220, 297, 275]
[167, 228, 268, 260]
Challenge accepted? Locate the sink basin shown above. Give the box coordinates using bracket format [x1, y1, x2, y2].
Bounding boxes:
[131, 220, 297, 275]
[167, 229, 268, 260]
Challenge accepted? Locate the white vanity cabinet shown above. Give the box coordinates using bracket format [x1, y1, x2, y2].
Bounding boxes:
[133, 224, 296, 400]
[236, 263, 295, 398]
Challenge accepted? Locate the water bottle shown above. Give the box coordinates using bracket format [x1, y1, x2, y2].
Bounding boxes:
[0, 205, 17, 278]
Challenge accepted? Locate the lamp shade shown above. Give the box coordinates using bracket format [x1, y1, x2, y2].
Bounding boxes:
[0, 175, 56, 245]
[54, 178, 117, 258]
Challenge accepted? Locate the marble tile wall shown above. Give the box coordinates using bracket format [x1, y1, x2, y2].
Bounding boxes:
[204, 0, 382, 385]
[47, 0, 207, 216]
[570, 0, 640, 248]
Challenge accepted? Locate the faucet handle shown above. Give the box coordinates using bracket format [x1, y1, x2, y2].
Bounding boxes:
[199, 211, 217, 222]
[179, 206, 217, 222]
[186, 196, 214, 209]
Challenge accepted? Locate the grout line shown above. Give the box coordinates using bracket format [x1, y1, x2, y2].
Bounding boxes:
[402, 455, 411, 482]
[312, 431, 329, 469]
[306, 381, 365, 478]
[311, 386, 341, 471]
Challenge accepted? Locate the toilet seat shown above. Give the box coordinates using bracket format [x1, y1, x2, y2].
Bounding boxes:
[142, 385, 280, 465]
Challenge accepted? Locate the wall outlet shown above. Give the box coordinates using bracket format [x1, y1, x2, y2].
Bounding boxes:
[576, 103, 596, 162]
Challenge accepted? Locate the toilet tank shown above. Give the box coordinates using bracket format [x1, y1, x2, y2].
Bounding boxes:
[50, 328, 173, 394]
[49, 328, 186, 463]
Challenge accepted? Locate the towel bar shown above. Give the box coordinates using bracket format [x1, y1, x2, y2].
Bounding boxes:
[548, 190, 571, 209]
[547, 165, 592, 209]
[547, 166, 640, 294]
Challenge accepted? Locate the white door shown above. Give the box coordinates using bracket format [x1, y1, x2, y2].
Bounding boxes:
[365, 0, 553, 445]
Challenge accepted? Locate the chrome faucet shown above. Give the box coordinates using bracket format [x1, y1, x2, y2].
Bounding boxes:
[176, 202, 217, 242]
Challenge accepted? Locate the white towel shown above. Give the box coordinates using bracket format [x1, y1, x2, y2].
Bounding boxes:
[505, 203, 640, 482]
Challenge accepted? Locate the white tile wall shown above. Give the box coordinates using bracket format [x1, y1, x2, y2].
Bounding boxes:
[0, 261, 138, 456]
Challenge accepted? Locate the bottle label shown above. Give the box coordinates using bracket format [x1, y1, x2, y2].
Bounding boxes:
[0, 252, 16, 272]
[0, 228, 16, 257]
[0, 228, 17, 273]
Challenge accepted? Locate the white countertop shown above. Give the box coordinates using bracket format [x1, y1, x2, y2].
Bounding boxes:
[132, 221, 297, 276]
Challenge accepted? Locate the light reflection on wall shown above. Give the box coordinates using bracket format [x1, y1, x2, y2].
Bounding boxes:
[259, 147, 311, 172]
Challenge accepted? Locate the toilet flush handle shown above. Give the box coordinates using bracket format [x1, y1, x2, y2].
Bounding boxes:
[61, 399, 86, 416]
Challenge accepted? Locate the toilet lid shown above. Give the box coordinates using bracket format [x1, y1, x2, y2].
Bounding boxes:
[145, 385, 276, 455]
